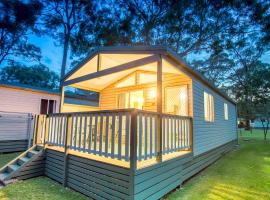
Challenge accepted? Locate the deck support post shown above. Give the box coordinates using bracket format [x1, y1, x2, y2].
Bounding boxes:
[157, 55, 163, 162]
[63, 114, 72, 187]
[33, 115, 39, 146]
[43, 115, 49, 147]
[130, 109, 138, 198]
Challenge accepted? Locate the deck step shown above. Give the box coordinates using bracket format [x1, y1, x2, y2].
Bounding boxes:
[27, 150, 39, 158]
[0, 172, 9, 180]
[0, 145, 44, 184]
[17, 157, 30, 165]
[8, 164, 20, 173]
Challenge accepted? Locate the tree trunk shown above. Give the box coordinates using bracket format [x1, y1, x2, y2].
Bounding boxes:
[61, 35, 70, 81]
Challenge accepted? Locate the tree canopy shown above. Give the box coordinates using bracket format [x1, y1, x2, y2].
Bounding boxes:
[0, 62, 59, 89]
[0, 0, 42, 65]
[0, 0, 269, 122]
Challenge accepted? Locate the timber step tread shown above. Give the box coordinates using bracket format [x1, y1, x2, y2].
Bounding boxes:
[8, 164, 20, 172]
[0, 145, 44, 185]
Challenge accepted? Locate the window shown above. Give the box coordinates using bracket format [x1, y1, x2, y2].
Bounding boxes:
[204, 92, 214, 122]
[224, 103, 228, 120]
[40, 99, 56, 114]
[165, 85, 188, 116]
[117, 90, 144, 109]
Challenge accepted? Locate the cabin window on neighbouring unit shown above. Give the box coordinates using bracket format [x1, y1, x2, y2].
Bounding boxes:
[165, 85, 188, 116]
[224, 103, 228, 120]
[115, 74, 136, 88]
[40, 99, 56, 114]
[117, 90, 144, 109]
[204, 92, 214, 122]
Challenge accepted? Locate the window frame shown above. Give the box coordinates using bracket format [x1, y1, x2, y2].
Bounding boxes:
[224, 103, 229, 120]
[40, 99, 56, 114]
[204, 91, 214, 122]
[117, 89, 144, 109]
[164, 85, 189, 116]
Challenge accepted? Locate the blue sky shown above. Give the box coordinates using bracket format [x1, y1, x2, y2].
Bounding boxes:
[4, 34, 270, 75]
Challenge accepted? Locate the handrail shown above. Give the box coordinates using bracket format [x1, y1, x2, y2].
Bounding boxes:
[33, 109, 193, 169]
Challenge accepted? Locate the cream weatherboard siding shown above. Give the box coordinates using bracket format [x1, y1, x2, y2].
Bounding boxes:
[192, 79, 237, 156]
[0, 86, 60, 114]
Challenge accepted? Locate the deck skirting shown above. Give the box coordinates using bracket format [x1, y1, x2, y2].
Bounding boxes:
[0, 140, 29, 153]
[42, 139, 237, 200]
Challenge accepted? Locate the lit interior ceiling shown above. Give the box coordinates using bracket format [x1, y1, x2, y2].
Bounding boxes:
[66, 53, 188, 91]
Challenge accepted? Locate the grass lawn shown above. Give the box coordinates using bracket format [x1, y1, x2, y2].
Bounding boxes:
[165, 129, 270, 200]
[0, 130, 269, 200]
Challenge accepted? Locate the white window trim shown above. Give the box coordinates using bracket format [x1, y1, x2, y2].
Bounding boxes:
[204, 91, 214, 122]
[224, 103, 229, 120]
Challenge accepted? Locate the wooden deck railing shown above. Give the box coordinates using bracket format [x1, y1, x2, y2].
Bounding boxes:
[33, 109, 192, 169]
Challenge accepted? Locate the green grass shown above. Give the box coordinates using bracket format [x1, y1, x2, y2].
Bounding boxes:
[0, 177, 89, 200]
[0, 130, 269, 200]
[165, 129, 270, 200]
[0, 152, 21, 168]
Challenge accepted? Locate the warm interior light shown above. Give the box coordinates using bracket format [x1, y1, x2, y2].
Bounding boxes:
[149, 89, 157, 99]
[179, 91, 187, 100]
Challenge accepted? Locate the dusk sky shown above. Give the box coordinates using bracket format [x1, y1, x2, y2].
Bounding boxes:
[23, 34, 270, 76]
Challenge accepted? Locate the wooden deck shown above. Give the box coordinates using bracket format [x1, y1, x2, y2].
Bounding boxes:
[34, 109, 192, 169]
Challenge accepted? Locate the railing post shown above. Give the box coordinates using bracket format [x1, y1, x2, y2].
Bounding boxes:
[33, 115, 39, 146]
[189, 118, 193, 150]
[130, 109, 137, 198]
[157, 55, 163, 162]
[63, 114, 72, 187]
[43, 115, 49, 147]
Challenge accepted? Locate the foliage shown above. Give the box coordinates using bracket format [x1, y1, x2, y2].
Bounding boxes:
[231, 61, 270, 128]
[39, 0, 97, 79]
[0, 0, 42, 65]
[0, 63, 59, 89]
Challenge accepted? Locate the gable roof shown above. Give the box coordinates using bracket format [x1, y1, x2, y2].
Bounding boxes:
[63, 46, 236, 105]
[0, 81, 60, 95]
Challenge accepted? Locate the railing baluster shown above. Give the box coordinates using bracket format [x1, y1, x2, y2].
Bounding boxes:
[78, 114, 83, 151]
[70, 116, 74, 149]
[94, 114, 98, 154]
[54, 116, 58, 145]
[62, 116, 67, 147]
[59, 116, 62, 146]
[99, 113, 104, 156]
[74, 114, 78, 150]
[166, 117, 169, 154]
[155, 115, 158, 156]
[177, 118, 180, 150]
[138, 112, 143, 161]
[181, 119, 184, 149]
[83, 115, 87, 152]
[118, 112, 123, 160]
[48, 116, 52, 144]
[162, 116, 165, 154]
[149, 114, 153, 158]
[59, 116, 63, 146]
[111, 113, 116, 159]
[174, 117, 176, 151]
[125, 112, 130, 161]
[144, 114, 148, 160]
[170, 116, 173, 152]
[105, 113, 109, 157]
[88, 114, 93, 153]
